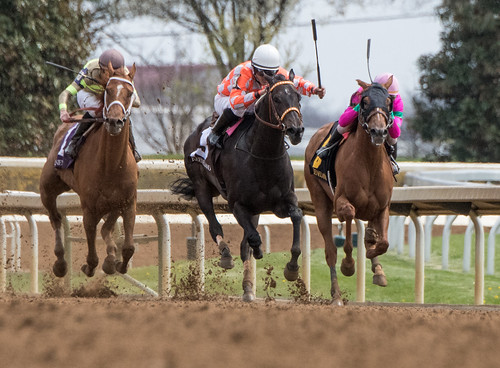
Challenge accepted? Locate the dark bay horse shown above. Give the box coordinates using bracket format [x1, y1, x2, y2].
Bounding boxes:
[40, 63, 138, 278]
[304, 77, 395, 305]
[172, 72, 304, 301]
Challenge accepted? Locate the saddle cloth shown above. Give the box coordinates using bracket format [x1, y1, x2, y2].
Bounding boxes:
[54, 125, 78, 169]
[189, 118, 244, 163]
[308, 123, 347, 189]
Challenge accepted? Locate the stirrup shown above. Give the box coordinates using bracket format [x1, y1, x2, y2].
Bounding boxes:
[133, 150, 142, 163]
[64, 143, 78, 159]
[208, 132, 223, 149]
[390, 159, 400, 175]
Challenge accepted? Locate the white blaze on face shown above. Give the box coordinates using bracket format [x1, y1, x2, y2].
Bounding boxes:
[116, 84, 124, 98]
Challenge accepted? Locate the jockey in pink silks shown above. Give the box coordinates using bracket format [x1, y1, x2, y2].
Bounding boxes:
[316, 73, 403, 175]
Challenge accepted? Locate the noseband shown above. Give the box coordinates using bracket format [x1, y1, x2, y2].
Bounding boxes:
[103, 76, 135, 122]
[254, 80, 302, 131]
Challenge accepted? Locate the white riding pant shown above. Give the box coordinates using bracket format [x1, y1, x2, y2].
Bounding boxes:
[77, 90, 102, 118]
[214, 94, 255, 117]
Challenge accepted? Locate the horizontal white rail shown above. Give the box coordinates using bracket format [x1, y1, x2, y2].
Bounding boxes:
[1, 186, 500, 304]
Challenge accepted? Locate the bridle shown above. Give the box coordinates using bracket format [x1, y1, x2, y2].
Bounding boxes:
[103, 76, 135, 122]
[254, 80, 302, 131]
[358, 89, 394, 136]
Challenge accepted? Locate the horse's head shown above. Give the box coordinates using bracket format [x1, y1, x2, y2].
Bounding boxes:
[255, 70, 304, 145]
[356, 76, 394, 146]
[102, 62, 137, 136]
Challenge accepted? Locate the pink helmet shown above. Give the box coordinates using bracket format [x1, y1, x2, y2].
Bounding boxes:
[374, 73, 399, 96]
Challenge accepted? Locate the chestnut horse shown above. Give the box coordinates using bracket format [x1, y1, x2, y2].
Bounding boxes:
[40, 63, 138, 279]
[304, 77, 394, 306]
[171, 72, 304, 301]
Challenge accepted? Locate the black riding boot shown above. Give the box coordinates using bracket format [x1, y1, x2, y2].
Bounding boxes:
[316, 128, 343, 160]
[128, 122, 141, 162]
[65, 113, 93, 159]
[207, 108, 239, 148]
[385, 142, 400, 175]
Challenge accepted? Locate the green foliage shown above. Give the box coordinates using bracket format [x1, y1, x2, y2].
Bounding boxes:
[411, 0, 500, 162]
[0, 0, 94, 156]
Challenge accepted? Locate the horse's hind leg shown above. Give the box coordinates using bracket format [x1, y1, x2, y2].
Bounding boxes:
[115, 206, 136, 274]
[336, 195, 356, 278]
[314, 198, 343, 305]
[81, 210, 100, 277]
[371, 256, 387, 287]
[100, 211, 120, 275]
[195, 187, 234, 269]
[40, 176, 69, 277]
[241, 237, 255, 302]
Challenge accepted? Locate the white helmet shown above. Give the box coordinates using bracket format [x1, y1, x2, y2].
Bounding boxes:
[251, 44, 280, 72]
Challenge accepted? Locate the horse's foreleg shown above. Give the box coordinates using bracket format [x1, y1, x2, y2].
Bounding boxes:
[365, 208, 390, 259]
[336, 195, 355, 279]
[100, 211, 120, 275]
[233, 204, 263, 260]
[81, 211, 99, 277]
[196, 192, 233, 269]
[365, 209, 390, 287]
[284, 205, 302, 282]
[116, 206, 136, 274]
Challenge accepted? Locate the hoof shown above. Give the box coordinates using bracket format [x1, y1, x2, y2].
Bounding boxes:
[53, 260, 68, 278]
[331, 297, 344, 306]
[283, 262, 299, 281]
[340, 257, 355, 277]
[366, 248, 382, 259]
[102, 256, 116, 275]
[252, 246, 263, 260]
[115, 261, 128, 274]
[218, 256, 234, 269]
[373, 273, 387, 287]
[242, 291, 255, 302]
[218, 245, 234, 269]
[81, 264, 95, 277]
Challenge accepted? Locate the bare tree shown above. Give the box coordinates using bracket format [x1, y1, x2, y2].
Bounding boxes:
[132, 64, 220, 154]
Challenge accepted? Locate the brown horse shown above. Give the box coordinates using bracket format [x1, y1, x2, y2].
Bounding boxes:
[40, 63, 138, 278]
[304, 77, 394, 306]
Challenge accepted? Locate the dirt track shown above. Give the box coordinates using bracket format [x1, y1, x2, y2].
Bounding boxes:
[4, 219, 498, 367]
[1, 294, 500, 368]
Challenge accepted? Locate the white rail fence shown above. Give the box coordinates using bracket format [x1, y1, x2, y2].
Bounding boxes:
[1, 186, 500, 305]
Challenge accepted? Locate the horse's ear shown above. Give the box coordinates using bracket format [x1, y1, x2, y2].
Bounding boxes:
[107, 60, 115, 75]
[382, 75, 393, 91]
[128, 63, 136, 80]
[289, 68, 295, 82]
[356, 79, 370, 90]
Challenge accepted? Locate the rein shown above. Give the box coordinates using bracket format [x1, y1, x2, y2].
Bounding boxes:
[103, 76, 135, 121]
[254, 80, 301, 131]
[66, 107, 105, 124]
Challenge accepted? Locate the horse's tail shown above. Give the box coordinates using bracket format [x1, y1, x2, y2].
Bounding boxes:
[170, 176, 196, 200]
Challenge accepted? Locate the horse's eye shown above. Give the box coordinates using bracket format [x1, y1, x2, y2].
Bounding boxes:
[273, 96, 281, 104]
[386, 97, 393, 111]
